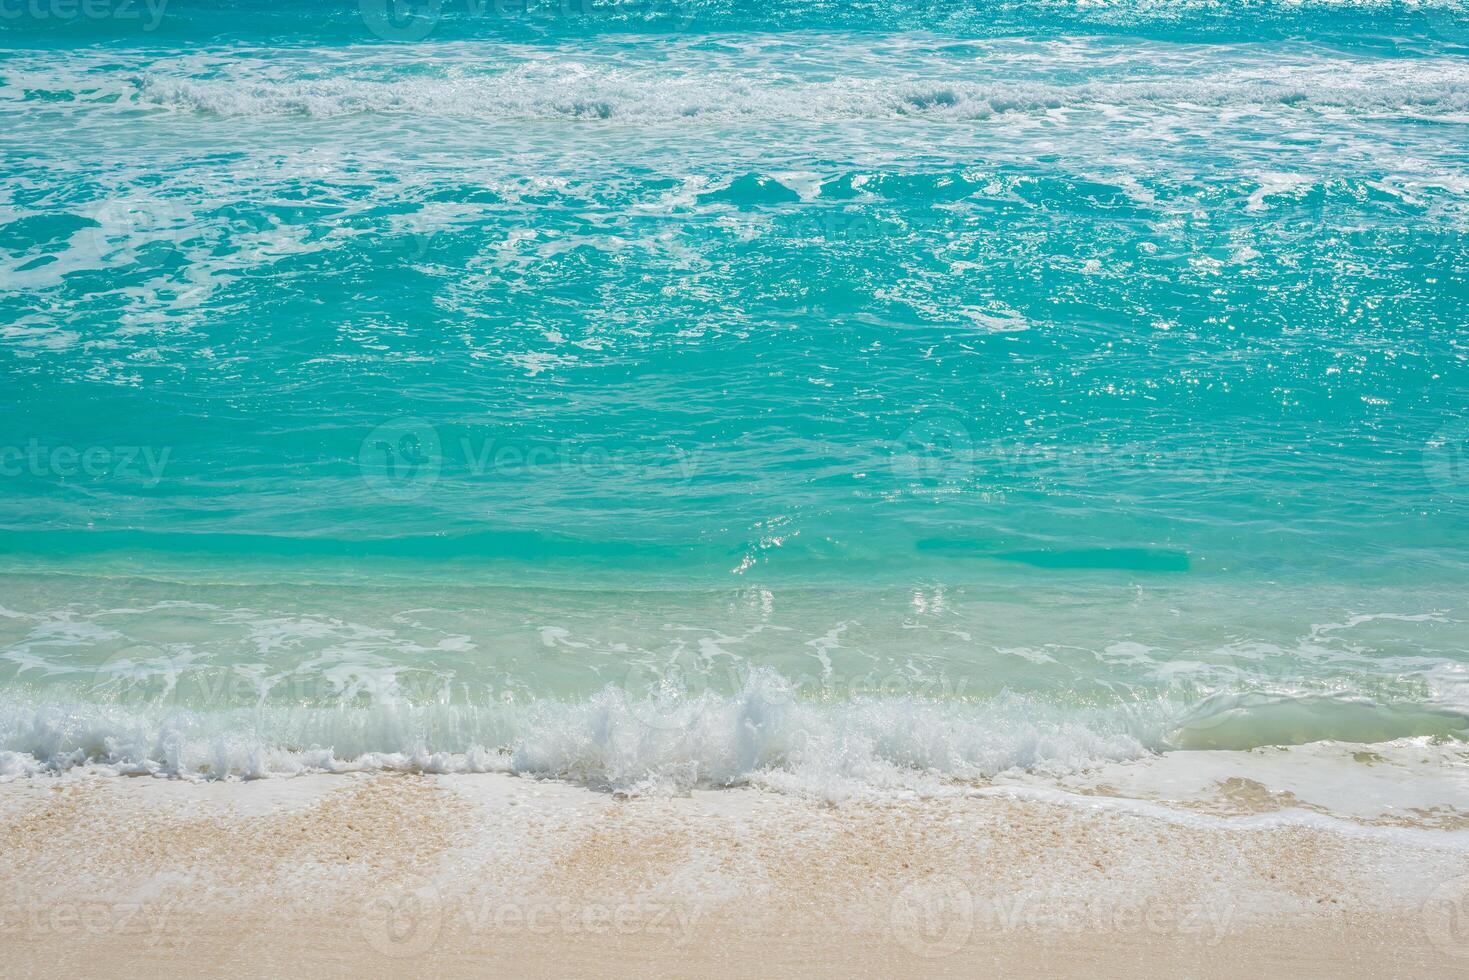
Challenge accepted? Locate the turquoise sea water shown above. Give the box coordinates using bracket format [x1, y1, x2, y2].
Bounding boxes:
[1, 0, 1467, 791]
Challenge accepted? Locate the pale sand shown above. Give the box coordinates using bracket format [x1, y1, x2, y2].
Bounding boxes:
[3, 771, 1469, 978]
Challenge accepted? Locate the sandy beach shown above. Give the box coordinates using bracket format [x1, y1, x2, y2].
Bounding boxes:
[2, 767, 1467, 978]
[6, 0, 1469, 976]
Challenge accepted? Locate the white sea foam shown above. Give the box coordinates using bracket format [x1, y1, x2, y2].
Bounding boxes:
[7, 36, 1469, 125]
[2, 665, 1466, 805]
[0, 670, 1158, 792]
[124, 59, 1469, 121]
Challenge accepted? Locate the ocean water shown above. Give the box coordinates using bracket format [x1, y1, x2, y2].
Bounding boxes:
[1, 0, 1468, 795]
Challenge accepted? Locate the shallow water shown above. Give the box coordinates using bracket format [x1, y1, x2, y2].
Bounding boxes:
[1, 0, 1467, 793]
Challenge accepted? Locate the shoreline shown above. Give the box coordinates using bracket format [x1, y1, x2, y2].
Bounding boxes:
[3, 769, 1468, 977]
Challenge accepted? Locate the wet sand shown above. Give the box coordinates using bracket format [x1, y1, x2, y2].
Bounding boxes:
[2, 771, 1467, 978]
